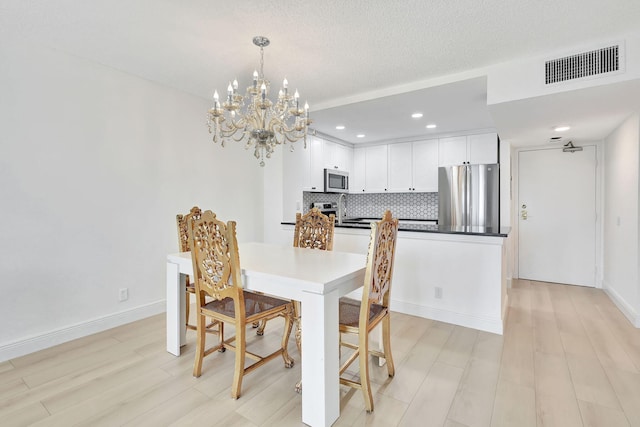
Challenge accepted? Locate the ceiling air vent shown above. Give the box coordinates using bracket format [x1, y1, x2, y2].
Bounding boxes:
[545, 45, 620, 84]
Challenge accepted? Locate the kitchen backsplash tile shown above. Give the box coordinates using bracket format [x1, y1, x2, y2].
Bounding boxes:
[303, 192, 438, 220]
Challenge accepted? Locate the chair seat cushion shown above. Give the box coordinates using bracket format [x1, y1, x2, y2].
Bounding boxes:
[202, 291, 289, 318]
[338, 297, 386, 327]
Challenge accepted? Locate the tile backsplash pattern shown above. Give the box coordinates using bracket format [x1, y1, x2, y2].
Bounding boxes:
[303, 192, 438, 220]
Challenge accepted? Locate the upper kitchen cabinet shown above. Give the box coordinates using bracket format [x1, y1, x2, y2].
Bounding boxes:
[351, 147, 366, 193]
[467, 133, 499, 164]
[323, 141, 352, 172]
[388, 142, 412, 192]
[351, 145, 388, 193]
[364, 145, 388, 193]
[302, 138, 353, 192]
[307, 137, 325, 191]
[411, 139, 439, 191]
[438, 132, 498, 165]
[388, 140, 439, 192]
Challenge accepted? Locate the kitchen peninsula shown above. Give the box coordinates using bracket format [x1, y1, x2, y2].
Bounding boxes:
[278, 220, 510, 335]
[278, 131, 509, 334]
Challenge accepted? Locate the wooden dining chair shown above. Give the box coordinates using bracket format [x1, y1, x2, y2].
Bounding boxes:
[291, 207, 336, 350]
[338, 210, 398, 412]
[255, 206, 335, 347]
[189, 210, 295, 399]
[176, 206, 218, 335]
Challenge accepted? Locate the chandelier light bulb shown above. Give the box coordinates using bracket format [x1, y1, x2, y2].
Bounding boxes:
[253, 70, 258, 88]
[232, 79, 238, 92]
[283, 78, 288, 89]
[260, 83, 267, 100]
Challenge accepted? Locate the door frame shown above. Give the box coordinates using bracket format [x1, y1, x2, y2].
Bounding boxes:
[512, 141, 604, 287]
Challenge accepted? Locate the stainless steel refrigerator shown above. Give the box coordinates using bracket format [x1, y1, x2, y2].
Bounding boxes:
[438, 164, 500, 230]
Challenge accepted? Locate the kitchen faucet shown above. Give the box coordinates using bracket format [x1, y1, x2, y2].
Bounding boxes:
[337, 193, 346, 225]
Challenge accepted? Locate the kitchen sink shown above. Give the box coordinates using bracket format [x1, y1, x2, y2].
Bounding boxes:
[341, 218, 376, 224]
[341, 218, 437, 225]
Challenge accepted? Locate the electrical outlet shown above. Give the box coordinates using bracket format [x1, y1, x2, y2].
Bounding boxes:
[434, 287, 443, 299]
[118, 288, 129, 302]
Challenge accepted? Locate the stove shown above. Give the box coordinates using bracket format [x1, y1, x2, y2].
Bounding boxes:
[312, 202, 337, 217]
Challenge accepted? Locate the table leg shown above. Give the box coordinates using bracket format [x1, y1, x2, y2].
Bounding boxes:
[166, 261, 186, 355]
[301, 288, 340, 427]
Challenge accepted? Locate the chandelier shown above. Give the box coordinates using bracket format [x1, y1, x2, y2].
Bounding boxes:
[206, 36, 311, 166]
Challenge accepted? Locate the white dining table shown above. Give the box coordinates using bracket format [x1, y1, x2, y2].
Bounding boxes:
[166, 242, 366, 427]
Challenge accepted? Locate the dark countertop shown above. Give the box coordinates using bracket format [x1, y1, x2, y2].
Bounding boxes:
[281, 218, 510, 237]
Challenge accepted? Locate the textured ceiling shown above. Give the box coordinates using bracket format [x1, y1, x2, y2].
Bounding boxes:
[2, 0, 640, 145]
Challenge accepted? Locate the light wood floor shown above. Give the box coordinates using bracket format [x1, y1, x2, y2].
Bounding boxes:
[2, 279, 640, 426]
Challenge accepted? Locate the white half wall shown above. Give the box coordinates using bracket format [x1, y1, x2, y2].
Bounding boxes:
[603, 112, 640, 326]
[0, 38, 264, 361]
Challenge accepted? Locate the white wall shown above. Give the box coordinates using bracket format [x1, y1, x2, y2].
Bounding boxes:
[487, 33, 640, 105]
[0, 39, 264, 360]
[603, 112, 640, 326]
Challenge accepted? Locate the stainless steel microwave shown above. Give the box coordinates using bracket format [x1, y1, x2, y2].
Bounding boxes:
[324, 168, 349, 193]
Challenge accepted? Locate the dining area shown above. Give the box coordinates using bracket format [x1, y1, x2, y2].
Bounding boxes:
[166, 207, 400, 427]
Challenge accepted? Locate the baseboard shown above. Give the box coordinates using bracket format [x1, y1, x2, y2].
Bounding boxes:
[391, 298, 504, 335]
[0, 300, 165, 363]
[602, 283, 640, 328]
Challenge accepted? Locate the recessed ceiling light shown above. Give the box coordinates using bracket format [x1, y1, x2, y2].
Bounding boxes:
[335, 125, 345, 130]
[554, 125, 571, 132]
[426, 124, 437, 129]
[356, 134, 365, 138]
[411, 113, 423, 119]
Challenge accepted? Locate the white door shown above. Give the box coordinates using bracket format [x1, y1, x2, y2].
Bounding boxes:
[518, 146, 597, 286]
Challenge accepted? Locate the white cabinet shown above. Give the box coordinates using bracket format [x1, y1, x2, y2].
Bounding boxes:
[468, 133, 498, 164]
[364, 145, 388, 192]
[438, 136, 468, 166]
[388, 143, 413, 192]
[412, 139, 439, 192]
[306, 137, 324, 191]
[351, 147, 366, 193]
[388, 140, 439, 192]
[438, 132, 498, 166]
[303, 138, 353, 191]
[323, 141, 352, 172]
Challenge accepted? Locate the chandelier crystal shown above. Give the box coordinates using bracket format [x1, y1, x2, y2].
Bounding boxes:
[206, 36, 311, 166]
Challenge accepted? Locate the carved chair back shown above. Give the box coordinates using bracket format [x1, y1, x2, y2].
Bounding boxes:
[176, 206, 202, 252]
[188, 210, 244, 310]
[293, 207, 335, 251]
[362, 210, 399, 314]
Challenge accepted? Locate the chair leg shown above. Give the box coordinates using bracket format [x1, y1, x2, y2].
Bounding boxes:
[359, 331, 374, 413]
[381, 315, 395, 377]
[185, 291, 190, 329]
[293, 300, 302, 353]
[218, 322, 225, 352]
[255, 319, 267, 336]
[192, 311, 206, 378]
[281, 304, 295, 368]
[231, 320, 246, 399]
